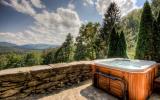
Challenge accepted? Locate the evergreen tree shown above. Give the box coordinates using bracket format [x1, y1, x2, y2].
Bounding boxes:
[0, 55, 8, 70]
[7, 53, 25, 68]
[135, 1, 154, 60]
[157, 12, 160, 34]
[151, 0, 160, 17]
[101, 2, 120, 40]
[74, 22, 99, 60]
[117, 31, 128, 58]
[43, 50, 56, 64]
[54, 33, 74, 63]
[107, 27, 119, 58]
[74, 36, 87, 60]
[94, 34, 106, 59]
[100, 2, 120, 56]
[153, 12, 160, 62]
[25, 52, 42, 66]
[121, 9, 142, 51]
[54, 47, 65, 63]
[86, 23, 99, 60]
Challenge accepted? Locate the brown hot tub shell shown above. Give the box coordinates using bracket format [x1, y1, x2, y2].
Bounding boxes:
[92, 63, 159, 100]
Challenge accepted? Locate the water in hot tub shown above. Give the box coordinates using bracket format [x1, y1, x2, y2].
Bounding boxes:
[99, 59, 156, 70]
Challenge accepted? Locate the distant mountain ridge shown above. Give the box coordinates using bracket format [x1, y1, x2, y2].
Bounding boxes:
[0, 42, 60, 53]
[0, 42, 18, 47]
[20, 44, 59, 50]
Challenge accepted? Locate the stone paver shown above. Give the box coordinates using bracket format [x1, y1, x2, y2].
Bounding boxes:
[39, 82, 117, 100]
[24, 81, 117, 100]
[24, 80, 160, 100]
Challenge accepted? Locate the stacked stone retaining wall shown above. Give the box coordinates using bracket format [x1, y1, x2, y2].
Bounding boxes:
[0, 61, 92, 100]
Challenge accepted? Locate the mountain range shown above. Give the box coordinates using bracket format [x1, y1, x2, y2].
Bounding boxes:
[0, 42, 59, 53]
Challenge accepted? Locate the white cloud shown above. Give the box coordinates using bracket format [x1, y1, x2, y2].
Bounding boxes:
[1, 0, 45, 16]
[0, 0, 139, 45]
[30, 0, 45, 8]
[83, 0, 94, 6]
[30, 8, 81, 45]
[68, 3, 75, 10]
[1, 0, 36, 16]
[0, 32, 34, 45]
[0, 0, 81, 45]
[95, 0, 139, 16]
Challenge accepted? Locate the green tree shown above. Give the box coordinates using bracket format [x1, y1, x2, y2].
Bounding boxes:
[153, 13, 160, 62]
[117, 31, 128, 58]
[151, 0, 160, 17]
[135, 1, 154, 60]
[74, 35, 87, 60]
[101, 2, 120, 39]
[94, 33, 106, 59]
[54, 47, 65, 63]
[0, 55, 8, 70]
[25, 52, 42, 66]
[107, 27, 119, 58]
[74, 22, 100, 60]
[100, 2, 120, 56]
[121, 9, 142, 51]
[157, 12, 160, 35]
[54, 33, 74, 63]
[85, 23, 99, 60]
[42, 48, 58, 64]
[7, 53, 25, 68]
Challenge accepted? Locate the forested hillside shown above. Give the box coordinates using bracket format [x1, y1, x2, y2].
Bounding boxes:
[0, 42, 59, 53]
[0, 48, 58, 70]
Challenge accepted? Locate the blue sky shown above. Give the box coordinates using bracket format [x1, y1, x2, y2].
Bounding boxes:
[0, 0, 147, 45]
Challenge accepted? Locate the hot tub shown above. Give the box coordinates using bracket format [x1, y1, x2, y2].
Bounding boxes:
[92, 58, 159, 100]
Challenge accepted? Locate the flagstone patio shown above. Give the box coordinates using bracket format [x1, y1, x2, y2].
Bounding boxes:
[23, 80, 160, 100]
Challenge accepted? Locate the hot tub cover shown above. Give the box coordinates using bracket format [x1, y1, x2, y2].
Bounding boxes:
[94, 58, 156, 72]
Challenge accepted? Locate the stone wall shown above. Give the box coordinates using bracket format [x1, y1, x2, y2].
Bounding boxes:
[0, 61, 92, 100]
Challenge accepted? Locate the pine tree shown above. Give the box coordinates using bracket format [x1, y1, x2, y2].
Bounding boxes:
[94, 34, 106, 58]
[0, 55, 8, 70]
[74, 36, 87, 60]
[153, 12, 160, 62]
[157, 12, 160, 26]
[43, 50, 56, 64]
[107, 27, 119, 58]
[63, 33, 74, 61]
[157, 12, 160, 35]
[74, 22, 99, 60]
[117, 31, 128, 58]
[135, 1, 154, 60]
[151, 0, 160, 17]
[101, 2, 120, 40]
[54, 47, 65, 63]
[100, 2, 120, 56]
[54, 33, 74, 63]
[25, 52, 42, 66]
